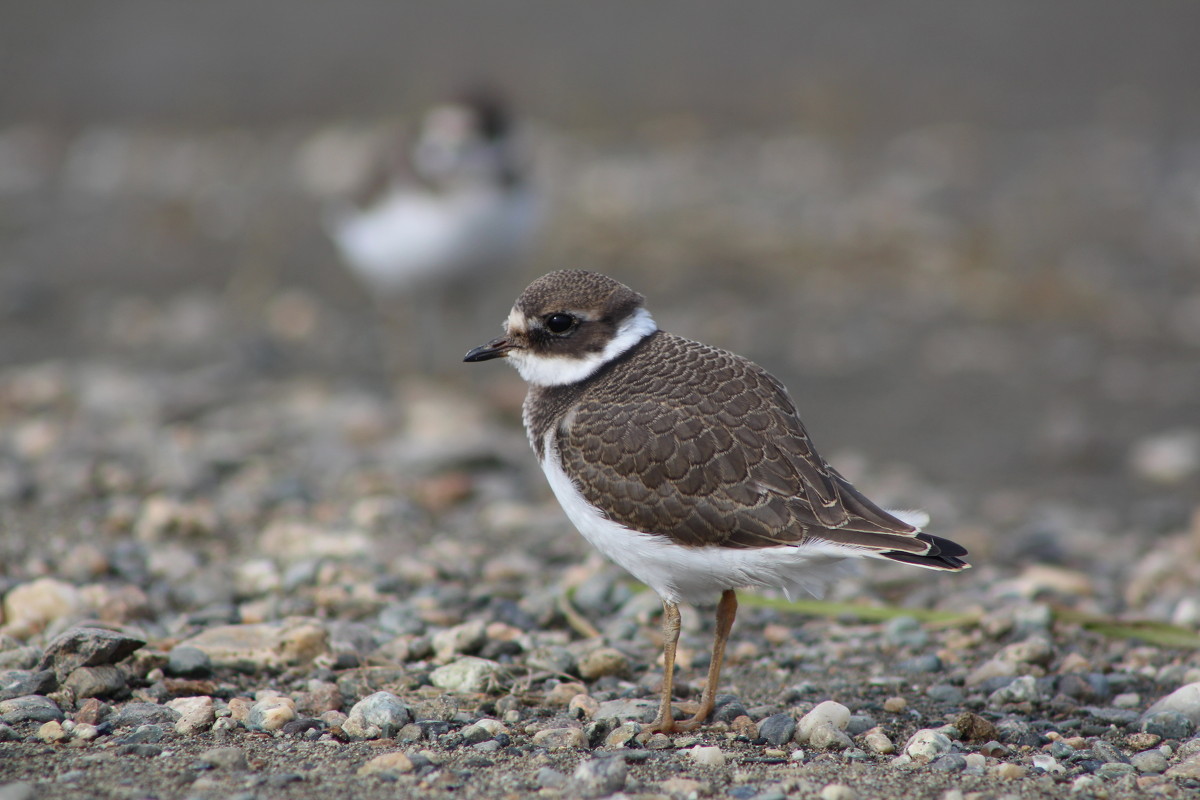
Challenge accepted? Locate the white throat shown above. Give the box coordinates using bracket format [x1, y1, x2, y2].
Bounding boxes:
[508, 307, 657, 387]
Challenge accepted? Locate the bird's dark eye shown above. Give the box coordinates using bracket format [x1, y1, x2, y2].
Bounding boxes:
[545, 313, 575, 334]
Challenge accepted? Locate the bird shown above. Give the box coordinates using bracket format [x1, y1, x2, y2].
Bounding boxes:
[327, 90, 540, 371]
[328, 89, 539, 296]
[464, 270, 969, 733]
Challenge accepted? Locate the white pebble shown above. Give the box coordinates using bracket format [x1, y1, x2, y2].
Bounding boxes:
[688, 745, 726, 767]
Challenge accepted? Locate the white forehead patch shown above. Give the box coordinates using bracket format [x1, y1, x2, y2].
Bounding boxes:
[505, 307, 527, 334]
[507, 307, 658, 387]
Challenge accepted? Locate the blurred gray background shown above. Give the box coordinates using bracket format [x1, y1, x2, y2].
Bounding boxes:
[2, 0, 1199, 559]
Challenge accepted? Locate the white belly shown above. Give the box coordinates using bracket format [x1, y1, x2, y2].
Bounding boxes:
[538, 432, 862, 605]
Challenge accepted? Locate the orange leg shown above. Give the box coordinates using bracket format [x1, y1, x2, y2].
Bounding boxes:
[674, 589, 738, 732]
[647, 600, 682, 734]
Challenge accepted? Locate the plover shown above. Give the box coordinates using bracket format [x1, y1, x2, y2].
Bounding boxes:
[328, 90, 539, 296]
[465, 270, 968, 733]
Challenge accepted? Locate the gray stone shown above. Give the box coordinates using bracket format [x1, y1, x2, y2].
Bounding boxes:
[1130, 750, 1168, 773]
[36, 627, 144, 682]
[1143, 682, 1200, 726]
[198, 746, 249, 770]
[1089, 739, 1130, 764]
[929, 754, 967, 772]
[535, 767, 568, 789]
[809, 725, 853, 750]
[883, 616, 929, 649]
[904, 729, 953, 762]
[593, 698, 658, 724]
[0, 695, 63, 725]
[845, 714, 876, 736]
[525, 645, 577, 676]
[757, 713, 796, 746]
[62, 665, 127, 699]
[0, 782, 36, 800]
[117, 724, 167, 744]
[109, 702, 180, 728]
[987, 675, 1042, 706]
[896, 655, 943, 674]
[927, 684, 964, 705]
[1141, 710, 1193, 740]
[0, 670, 55, 701]
[342, 691, 412, 740]
[1084, 706, 1139, 726]
[1095, 762, 1136, 779]
[166, 645, 212, 679]
[570, 757, 627, 797]
[429, 657, 502, 694]
[712, 694, 749, 723]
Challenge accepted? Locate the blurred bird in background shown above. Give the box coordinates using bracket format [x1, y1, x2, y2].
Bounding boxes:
[324, 89, 541, 373]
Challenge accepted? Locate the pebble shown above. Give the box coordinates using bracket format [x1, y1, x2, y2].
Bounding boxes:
[1166, 752, 1200, 779]
[167, 696, 214, 735]
[809, 725, 853, 750]
[930, 754, 967, 772]
[108, 702, 179, 728]
[165, 646, 212, 679]
[0, 695, 64, 724]
[180, 621, 329, 670]
[341, 692, 412, 739]
[844, 715, 874, 736]
[568, 693, 599, 719]
[429, 657, 502, 694]
[535, 767, 568, 788]
[62, 665, 127, 699]
[1142, 681, 1200, 726]
[904, 729, 953, 762]
[864, 732, 894, 754]
[570, 757, 628, 797]
[882, 696, 907, 713]
[757, 713, 797, 746]
[247, 696, 296, 732]
[996, 636, 1054, 667]
[1031, 755, 1065, 774]
[0, 670, 56, 701]
[1090, 739, 1130, 764]
[546, 681, 589, 705]
[992, 763, 1027, 780]
[883, 616, 928, 648]
[965, 659, 1017, 687]
[525, 645, 577, 676]
[796, 701, 850, 743]
[1129, 749, 1168, 773]
[37, 626, 145, 682]
[988, 675, 1042, 706]
[531, 726, 587, 750]
[593, 698, 658, 723]
[819, 783, 857, 800]
[38, 720, 69, 743]
[687, 745, 726, 767]
[954, 712, 999, 743]
[197, 746, 249, 770]
[896, 655, 942, 674]
[0, 783, 35, 800]
[357, 752, 415, 775]
[604, 722, 641, 748]
[577, 647, 629, 680]
[1141, 710, 1193, 739]
[432, 620, 487, 661]
[1, 578, 83, 635]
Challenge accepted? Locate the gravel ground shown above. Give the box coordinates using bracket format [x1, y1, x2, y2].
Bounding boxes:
[1, 117, 1200, 800]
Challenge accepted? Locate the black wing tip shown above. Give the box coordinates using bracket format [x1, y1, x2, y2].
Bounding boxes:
[882, 532, 970, 571]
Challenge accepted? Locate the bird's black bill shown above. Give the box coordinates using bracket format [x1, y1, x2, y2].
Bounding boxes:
[463, 337, 513, 362]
